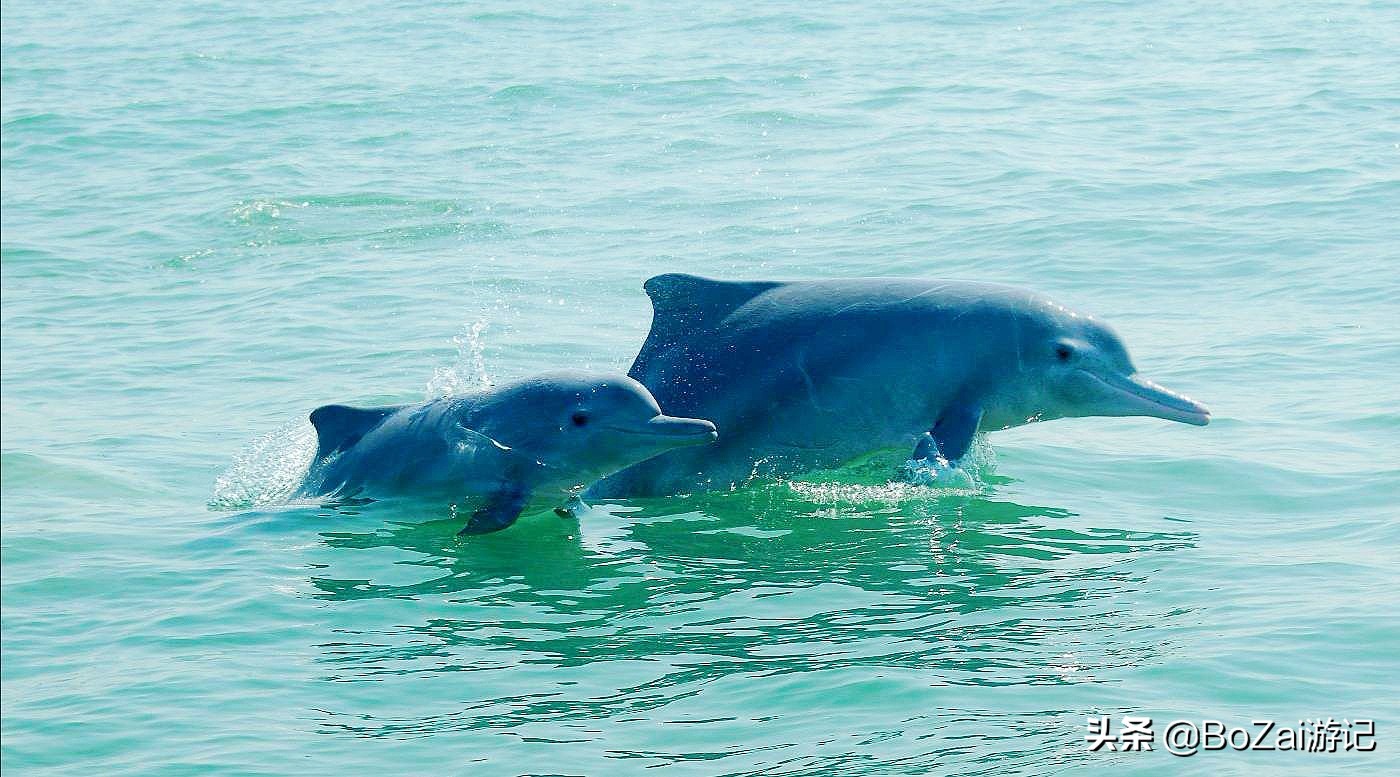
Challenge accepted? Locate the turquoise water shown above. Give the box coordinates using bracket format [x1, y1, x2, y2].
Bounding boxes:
[4, 0, 1399, 773]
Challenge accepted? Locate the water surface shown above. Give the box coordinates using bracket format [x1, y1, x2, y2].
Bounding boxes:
[4, 1, 1399, 774]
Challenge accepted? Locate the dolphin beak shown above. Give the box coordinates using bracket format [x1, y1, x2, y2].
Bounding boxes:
[641, 415, 719, 446]
[1081, 370, 1211, 426]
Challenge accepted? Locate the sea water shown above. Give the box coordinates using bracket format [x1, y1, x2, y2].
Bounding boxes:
[3, 1, 1399, 774]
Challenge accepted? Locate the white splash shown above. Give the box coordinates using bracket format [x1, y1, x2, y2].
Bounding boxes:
[784, 436, 997, 505]
[896, 455, 979, 489]
[209, 417, 318, 510]
[425, 319, 492, 398]
[897, 434, 996, 488]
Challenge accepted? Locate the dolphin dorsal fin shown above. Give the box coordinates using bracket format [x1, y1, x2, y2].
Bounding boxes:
[309, 404, 398, 459]
[642, 273, 779, 330]
[629, 273, 781, 384]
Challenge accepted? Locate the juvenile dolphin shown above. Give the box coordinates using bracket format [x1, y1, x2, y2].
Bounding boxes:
[299, 370, 717, 533]
[590, 274, 1209, 497]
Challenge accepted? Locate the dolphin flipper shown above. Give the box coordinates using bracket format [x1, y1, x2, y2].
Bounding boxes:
[929, 405, 983, 463]
[912, 433, 938, 461]
[554, 495, 589, 519]
[459, 486, 531, 535]
[449, 425, 543, 535]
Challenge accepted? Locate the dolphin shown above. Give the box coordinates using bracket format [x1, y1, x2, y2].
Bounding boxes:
[298, 370, 717, 533]
[590, 274, 1209, 497]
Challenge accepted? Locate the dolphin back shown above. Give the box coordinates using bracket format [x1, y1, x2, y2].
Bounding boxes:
[630, 273, 781, 382]
[309, 404, 402, 460]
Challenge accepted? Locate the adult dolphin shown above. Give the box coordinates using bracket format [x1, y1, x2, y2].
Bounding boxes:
[298, 370, 717, 533]
[590, 274, 1209, 497]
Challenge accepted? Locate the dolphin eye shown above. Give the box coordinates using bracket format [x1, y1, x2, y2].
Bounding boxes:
[1054, 343, 1074, 362]
[570, 412, 589, 427]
